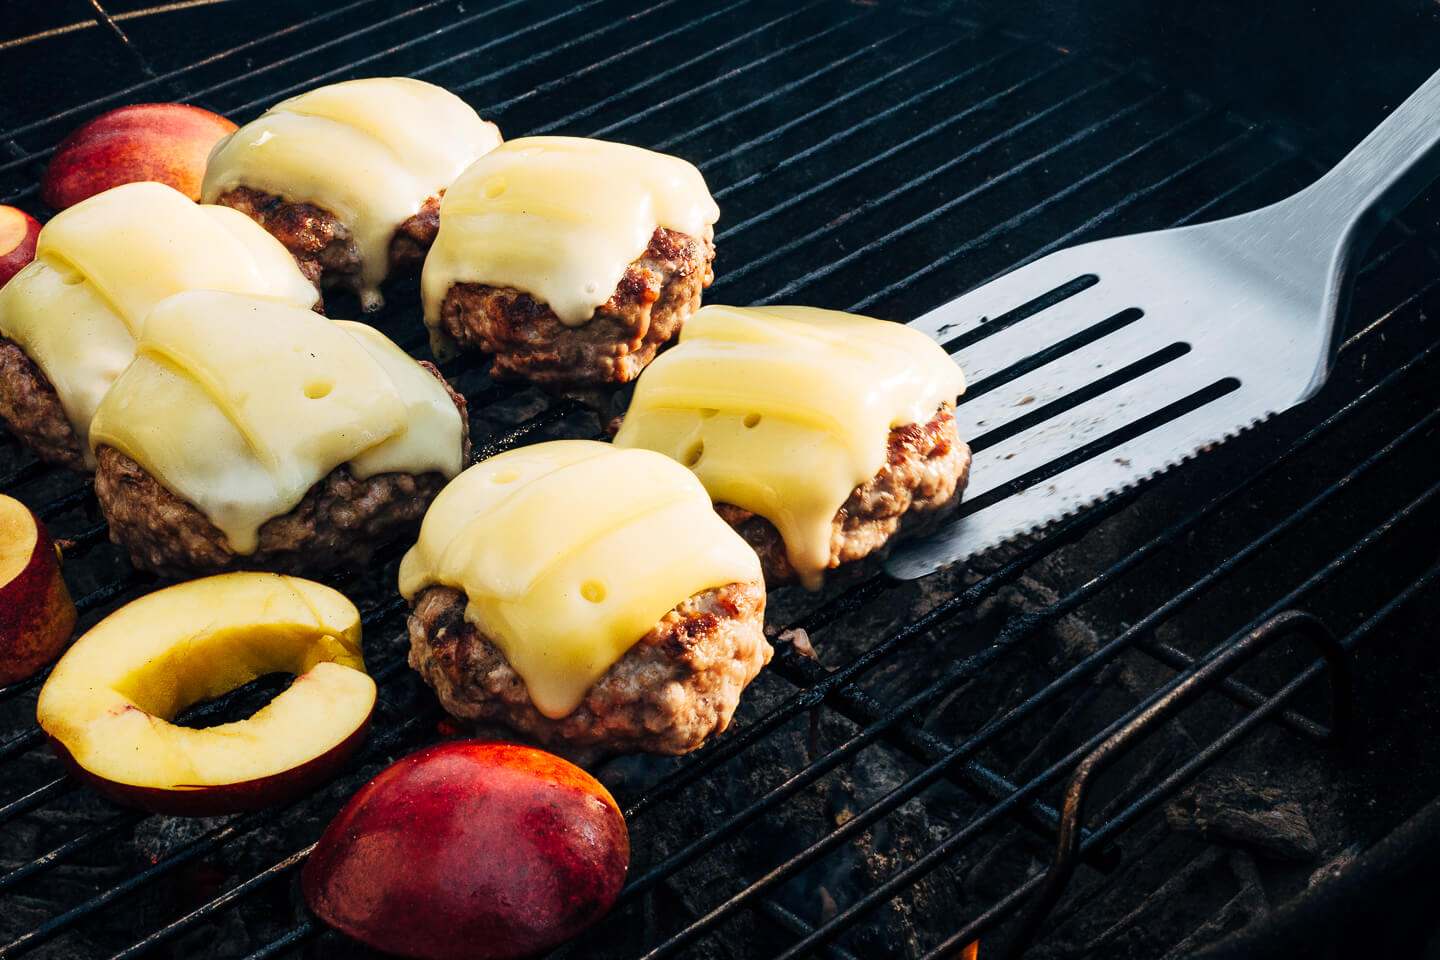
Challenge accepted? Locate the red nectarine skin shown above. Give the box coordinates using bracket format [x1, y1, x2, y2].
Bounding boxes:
[303, 740, 630, 960]
[0, 502, 76, 686]
[40, 103, 237, 210]
[0, 205, 41, 289]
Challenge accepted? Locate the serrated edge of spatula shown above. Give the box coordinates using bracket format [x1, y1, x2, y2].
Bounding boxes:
[883, 396, 1275, 580]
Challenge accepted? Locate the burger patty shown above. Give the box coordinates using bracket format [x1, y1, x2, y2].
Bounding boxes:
[93, 364, 469, 577]
[716, 403, 971, 585]
[408, 577, 770, 756]
[0, 336, 87, 471]
[437, 225, 715, 389]
[213, 186, 441, 297]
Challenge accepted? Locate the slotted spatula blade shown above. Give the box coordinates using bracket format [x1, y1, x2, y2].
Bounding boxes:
[885, 66, 1440, 580]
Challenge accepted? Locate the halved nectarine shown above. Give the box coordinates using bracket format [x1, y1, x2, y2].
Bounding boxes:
[0, 494, 76, 686]
[36, 572, 375, 816]
[41, 103, 237, 210]
[303, 740, 630, 960]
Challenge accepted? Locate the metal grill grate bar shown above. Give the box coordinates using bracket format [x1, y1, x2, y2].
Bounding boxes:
[713, 65, 1122, 286]
[525, 0, 823, 131]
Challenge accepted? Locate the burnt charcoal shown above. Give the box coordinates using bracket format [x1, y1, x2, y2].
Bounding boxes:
[1166, 774, 1320, 862]
[1306, 841, 1365, 888]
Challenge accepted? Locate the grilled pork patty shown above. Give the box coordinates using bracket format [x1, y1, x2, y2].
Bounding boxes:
[716, 403, 971, 585]
[0, 336, 87, 471]
[407, 577, 770, 756]
[437, 225, 715, 389]
[214, 186, 441, 295]
[92, 364, 468, 577]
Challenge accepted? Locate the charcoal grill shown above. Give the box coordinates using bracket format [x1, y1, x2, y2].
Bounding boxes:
[2, 1, 1439, 958]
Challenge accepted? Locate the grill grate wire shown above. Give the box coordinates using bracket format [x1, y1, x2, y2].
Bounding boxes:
[0, 2, 1437, 959]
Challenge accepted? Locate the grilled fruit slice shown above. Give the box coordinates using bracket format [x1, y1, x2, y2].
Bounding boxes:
[36, 573, 375, 816]
[0, 206, 41, 288]
[304, 740, 629, 960]
[0, 494, 77, 685]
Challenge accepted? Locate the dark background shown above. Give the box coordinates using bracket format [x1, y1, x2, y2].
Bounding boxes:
[936, 0, 1440, 164]
[7, 0, 1440, 157]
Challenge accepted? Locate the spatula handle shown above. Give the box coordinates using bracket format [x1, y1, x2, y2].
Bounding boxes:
[1291, 66, 1440, 249]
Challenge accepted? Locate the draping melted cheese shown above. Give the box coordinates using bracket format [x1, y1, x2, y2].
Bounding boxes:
[0, 182, 318, 467]
[397, 441, 761, 719]
[613, 305, 966, 589]
[420, 136, 719, 356]
[89, 291, 464, 553]
[202, 77, 502, 309]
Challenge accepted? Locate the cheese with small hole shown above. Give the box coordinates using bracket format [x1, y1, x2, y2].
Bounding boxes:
[613, 305, 965, 588]
[0, 182, 318, 466]
[89, 291, 464, 553]
[398, 441, 761, 718]
[421, 136, 719, 355]
[203, 77, 503, 309]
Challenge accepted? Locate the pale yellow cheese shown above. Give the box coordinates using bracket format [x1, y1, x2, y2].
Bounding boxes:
[0, 183, 318, 467]
[202, 77, 502, 310]
[341, 321, 466, 480]
[398, 441, 762, 719]
[613, 305, 966, 588]
[89, 291, 464, 553]
[421, 136, 719, 356]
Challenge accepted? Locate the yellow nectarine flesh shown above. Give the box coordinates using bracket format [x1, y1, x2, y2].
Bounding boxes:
[0, 205, 41, 288]
[0, 494, 76, 686]
[37, 572, 375, 815]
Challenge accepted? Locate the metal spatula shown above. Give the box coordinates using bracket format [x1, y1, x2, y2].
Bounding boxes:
[885, 67, 1440, 580]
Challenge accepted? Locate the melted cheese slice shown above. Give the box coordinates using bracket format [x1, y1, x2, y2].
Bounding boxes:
[202, 77, 502, 309]
[0, 182, 318, 467]
[89, 291, 464, 553]
[398, 440, 761, 719]
[613, 305, 966, 588]
[421, 136, 719, 354]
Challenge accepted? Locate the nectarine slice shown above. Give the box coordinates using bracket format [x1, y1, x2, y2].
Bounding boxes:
[0, 494, 77, 686]
[36, 572, 375, 816]
[304, 740, 630, 960]
[0, 205, 41, 288]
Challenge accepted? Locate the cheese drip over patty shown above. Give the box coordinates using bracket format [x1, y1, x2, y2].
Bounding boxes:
[420, 136, 719, 356]
[398, 441, 762, 719]
[0, 182, 318, 467]
[202, 77, 502, 309]
[89, 290, 465, 553]
[613, 305, 966, 589]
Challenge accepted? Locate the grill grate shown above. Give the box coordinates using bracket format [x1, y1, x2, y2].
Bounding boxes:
[2, 2, 1438, 958]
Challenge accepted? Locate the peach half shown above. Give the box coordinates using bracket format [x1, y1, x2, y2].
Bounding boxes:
[304, 741, 630, 960]
[41, 103, 237, 210]
[36, 572, 376, 816]
[0, 494, 77, 686]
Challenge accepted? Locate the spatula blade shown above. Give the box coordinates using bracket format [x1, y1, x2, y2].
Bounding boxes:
[885, 382, 1268, 580]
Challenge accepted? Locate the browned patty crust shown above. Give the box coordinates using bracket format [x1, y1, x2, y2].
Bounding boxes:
[213, 186, 441, 294]
[93, 363, 469, 577]
[716, 403, 971, 585]
[0, 336, 87, 471]
[408, 578, 770, 756]
[437, 225, 715, 389]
